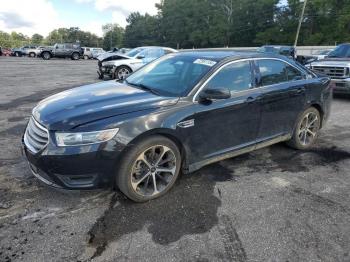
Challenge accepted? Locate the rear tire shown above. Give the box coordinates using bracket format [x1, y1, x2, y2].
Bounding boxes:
[29, 52, 36, 58]
[15, 52, 20, 57]
[287, 107, 321, 150]
[116, 135, 181, 202]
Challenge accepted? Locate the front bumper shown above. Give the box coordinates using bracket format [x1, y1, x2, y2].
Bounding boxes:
[331, 78, 350, 94]
[22, 134, 125, 190]
[97, 65, 115, 78]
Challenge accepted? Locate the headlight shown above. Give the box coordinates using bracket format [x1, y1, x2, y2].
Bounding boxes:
[55, 128, 119, 146]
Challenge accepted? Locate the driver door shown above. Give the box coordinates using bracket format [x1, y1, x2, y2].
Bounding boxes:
[179, 60, 261, 164]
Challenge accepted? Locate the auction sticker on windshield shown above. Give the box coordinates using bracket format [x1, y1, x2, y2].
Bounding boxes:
[193, 59, 217, 67]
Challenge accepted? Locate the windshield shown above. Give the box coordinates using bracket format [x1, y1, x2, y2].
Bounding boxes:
[328, 44, 350, 58]
[125, 48, 145, 57]
[125, 54, 216, 97]
[314, 50, 331, 55]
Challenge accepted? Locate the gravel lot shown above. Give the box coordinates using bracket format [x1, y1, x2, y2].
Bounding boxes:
[0, 56, 349, 262]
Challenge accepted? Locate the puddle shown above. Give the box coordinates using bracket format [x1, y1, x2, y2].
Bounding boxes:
[87, 163, 234, 259]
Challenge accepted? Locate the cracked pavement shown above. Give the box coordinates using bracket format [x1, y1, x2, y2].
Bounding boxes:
[0, 57, 349, 262]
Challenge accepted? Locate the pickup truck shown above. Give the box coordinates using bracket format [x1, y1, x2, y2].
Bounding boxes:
[306, 43, 350, 95]
[40, 43, 83, 60]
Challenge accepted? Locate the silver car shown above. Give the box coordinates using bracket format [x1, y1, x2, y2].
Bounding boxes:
[97, 46, 177, 79]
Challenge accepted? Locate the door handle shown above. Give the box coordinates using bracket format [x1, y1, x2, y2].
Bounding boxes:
[296, 87, 305, 94]
[246, 96, 256, 103]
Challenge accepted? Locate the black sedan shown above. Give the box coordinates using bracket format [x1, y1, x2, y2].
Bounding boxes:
[22, 51, 332, 202]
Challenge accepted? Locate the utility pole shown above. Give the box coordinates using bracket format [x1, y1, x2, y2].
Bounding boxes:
[110, 26, 113, 50]
[294, 0, 307, 48]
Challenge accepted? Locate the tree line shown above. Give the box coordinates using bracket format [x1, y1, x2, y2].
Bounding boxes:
[1, 0, 350, 50]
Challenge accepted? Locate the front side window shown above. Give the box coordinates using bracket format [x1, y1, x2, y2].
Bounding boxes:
[205, 61, 252, 93]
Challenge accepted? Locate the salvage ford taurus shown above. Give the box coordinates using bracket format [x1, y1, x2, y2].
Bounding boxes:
[22, 51, 332, 202]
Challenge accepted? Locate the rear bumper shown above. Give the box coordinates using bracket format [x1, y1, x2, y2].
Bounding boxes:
[331, 78, 350, 94]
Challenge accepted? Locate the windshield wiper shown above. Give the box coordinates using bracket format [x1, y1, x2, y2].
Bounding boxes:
[125, 80, 161, 96]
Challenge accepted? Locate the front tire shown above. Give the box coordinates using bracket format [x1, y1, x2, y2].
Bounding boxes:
[71, 52, 80, 60]
[287, 107, 321, 150]
[29, 52, 36, 58]
[42, 52, 51, 60]
[83, 55, 89, 60]
[114, 65, 131, 80]
[116, 135, 181, 202]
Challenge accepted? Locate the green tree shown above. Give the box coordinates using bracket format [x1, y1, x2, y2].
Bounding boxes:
[31, 33, 44, 45]
[102, 23, 124, 50]
[123, 12, 160, 47]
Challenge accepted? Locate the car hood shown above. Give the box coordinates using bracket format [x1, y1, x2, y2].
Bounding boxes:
[308, 58, 350, 67]
[97, 52, 130, 62]
[33, 81, 179, 131]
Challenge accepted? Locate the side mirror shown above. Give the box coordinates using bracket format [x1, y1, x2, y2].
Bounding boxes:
[136, 55, 145, 59]
[199, 87, 231, 101]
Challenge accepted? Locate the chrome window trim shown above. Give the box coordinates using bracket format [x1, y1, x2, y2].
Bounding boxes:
[192, 57, 308, 102]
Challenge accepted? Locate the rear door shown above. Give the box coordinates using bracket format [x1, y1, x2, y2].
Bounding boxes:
[254, 59, 307, 142]
[54, 44, 65, 57]
[181, 60, 261, 164]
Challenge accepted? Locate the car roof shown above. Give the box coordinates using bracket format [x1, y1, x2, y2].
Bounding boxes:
[175, 50, 288, 62]
[135, 46, 176, 51]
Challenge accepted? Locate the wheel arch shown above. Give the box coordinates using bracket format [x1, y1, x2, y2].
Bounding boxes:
[117, 64, 133, 72]
[309, 102, 324, 128]
[42, 51, 52, 58]
[119, 128, 189, 172]
[113, 64, 133, 79]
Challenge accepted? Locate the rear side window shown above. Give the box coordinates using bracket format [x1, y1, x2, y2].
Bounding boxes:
[258, 60, 287, 85]
[258, 59, 304, 85]
[205, 61, 252, 93]
[164, 49, 174, 54]
[286, 65, 304, 81]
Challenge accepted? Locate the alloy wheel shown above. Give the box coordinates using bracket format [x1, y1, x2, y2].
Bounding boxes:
[298, 112, 320, 146]
[130, 145, 177, 197]
[117, 67, 130, 80]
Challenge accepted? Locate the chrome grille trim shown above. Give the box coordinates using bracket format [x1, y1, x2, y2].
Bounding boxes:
[312, 66, 347, 78]
[24, 117, 49, 154]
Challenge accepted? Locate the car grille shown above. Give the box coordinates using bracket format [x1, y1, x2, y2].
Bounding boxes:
[312, 66, 348, 78]
[24, 117, 49, 153]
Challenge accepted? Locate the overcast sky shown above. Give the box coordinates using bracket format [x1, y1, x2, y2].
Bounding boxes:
[0, 0, 161, 37]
